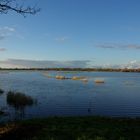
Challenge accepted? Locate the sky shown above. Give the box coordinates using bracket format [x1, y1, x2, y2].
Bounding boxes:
[0, 0, 140, 68]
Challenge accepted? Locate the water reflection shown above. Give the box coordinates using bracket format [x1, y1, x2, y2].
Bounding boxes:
[0, 89, 7, 118]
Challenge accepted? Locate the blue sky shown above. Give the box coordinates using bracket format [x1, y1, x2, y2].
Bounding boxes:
[0, 0, 140, 68]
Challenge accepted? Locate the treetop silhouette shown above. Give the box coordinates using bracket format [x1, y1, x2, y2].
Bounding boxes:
[0, 0, 40, 16]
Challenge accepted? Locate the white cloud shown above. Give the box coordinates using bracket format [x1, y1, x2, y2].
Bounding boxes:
[125, 60, 140, 69]
[0, 48, 6, 52]
[0, 26, 15, 40]
[55, 37, 69, 42]
[97, 43, 140, 50]
[95, 60, 140, 69]
[0, 59, 92, 68]
[130, 60, 137, 64]
[0, 59, 139, 69]
[3, 26, 15, 32]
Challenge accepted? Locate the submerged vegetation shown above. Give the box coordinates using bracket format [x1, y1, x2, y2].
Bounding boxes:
[0, 116, 140, 140]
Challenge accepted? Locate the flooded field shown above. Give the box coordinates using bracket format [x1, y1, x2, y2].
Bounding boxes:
[0, 71, 140, 122]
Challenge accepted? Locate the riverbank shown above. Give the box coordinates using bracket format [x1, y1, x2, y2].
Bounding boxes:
[0, 116, 140, 140]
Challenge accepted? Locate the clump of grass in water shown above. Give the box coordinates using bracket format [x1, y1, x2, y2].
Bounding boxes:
[55, 75, 67, 80]
[0, 110, 5, 115]
[7, 91, 34, 109]
[0, 89, 4, 94]
[6, 91, 36, 120]
[72, 76, 86, 80]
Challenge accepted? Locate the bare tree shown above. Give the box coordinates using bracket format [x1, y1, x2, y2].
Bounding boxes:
[0, 0, 40, 16]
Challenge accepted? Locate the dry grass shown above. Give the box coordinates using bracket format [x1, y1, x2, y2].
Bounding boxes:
[94, 80, 104, 83]
[55, 75, 66, 80]
[71, 76, 86, 80]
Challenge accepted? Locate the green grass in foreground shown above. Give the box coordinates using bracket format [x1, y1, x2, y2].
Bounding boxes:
[0, 116, 140, 140]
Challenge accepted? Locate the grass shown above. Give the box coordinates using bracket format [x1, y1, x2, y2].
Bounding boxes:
[0, 116, 140, 140]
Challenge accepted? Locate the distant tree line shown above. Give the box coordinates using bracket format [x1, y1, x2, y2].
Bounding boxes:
[0, 67, 140, 72]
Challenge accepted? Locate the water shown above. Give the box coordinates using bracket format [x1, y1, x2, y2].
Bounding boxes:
[0, 71, 140, 121]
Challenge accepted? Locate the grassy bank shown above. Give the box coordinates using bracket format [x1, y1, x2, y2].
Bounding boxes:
[0, 116, 140, 140]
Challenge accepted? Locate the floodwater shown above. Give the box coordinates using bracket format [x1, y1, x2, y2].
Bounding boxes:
[0, 71, 140, 122]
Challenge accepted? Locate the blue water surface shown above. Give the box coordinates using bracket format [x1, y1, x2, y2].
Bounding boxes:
[0, 71, 140, 121]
